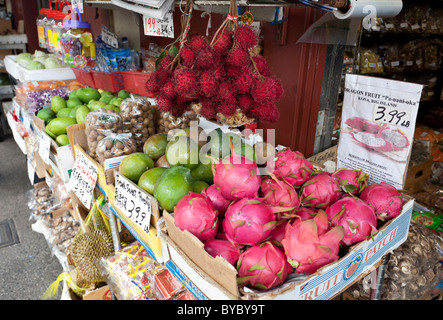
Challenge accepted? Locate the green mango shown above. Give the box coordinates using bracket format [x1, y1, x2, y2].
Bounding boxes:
[69, 105, 83, 118]
[88, 100, 108, 111]
[66, 97, 83, 108]
[75, 105, 90, 124]
[57, 108, 72, 118]
[45, 125, 57, 140]
[69, 90, 78, 99]
[153, 166, 193, 212]
[165, 136, 199, 170]
[76, 87, 101, 104]
[138, 167, 167, 195]
[193, 180, 209, 193]
[119, 152, 155, 183]
[190, 160, 214, 185]
[100, 90, 114, 97]
[117, 89, 130, 99]
[47, 117, 77, 136]
[36, 108, 55, 125]
[99, 95, 113, 104]
[55, 134, 70, 146]
[233, 142, 256, 162]
[109, 97, 123, 107]
[51, 95, 67, 114]
[143, 133, 168, 160]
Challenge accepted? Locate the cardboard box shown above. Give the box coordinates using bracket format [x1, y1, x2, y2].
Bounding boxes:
[82, 285, 112, 300]
[163, 195, 415, 300]
[404, 158, 433, 194]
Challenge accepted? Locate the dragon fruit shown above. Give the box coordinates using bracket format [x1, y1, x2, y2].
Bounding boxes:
[236, 241, 292, 291]
[260, 173, 300, 214]
[268, 219, 290, 248]
[325, 197, 378, 246]
[204, 238, 243, 266]
[379, 127, 410, 151]
[267, 149, 314, 186]
[359, 182, 403, 221]
[174, 192, 219, 242]
[345, 117, 385, 134]
[282, 211, 344, 274]
[332, 168, 369, 195]
[300, 173, 341, 209]
[223, 198, 281, 246]
[210, 149, 261, 201]
[291, 206, 318, 220]
[349, 131, 394, 152]
[202, 184, 231, 216]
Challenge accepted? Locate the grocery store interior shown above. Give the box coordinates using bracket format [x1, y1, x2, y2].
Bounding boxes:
[0, 0, 442, 303]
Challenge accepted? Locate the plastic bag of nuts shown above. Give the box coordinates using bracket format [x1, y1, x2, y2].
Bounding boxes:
[85, 109, 123, 160]
[96, 132, 137, 166]
[120, 97, 156, 152]
[157, 110, 198, 134]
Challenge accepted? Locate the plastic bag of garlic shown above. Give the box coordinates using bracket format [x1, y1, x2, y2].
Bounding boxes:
[346, 220, 443, 300]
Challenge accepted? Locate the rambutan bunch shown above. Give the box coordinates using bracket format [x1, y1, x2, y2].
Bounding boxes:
[233, 25, 258, 51]
[189, 34, 209, 53]
[212, 30, 233, 56]
[198, 70, 219, 97]
[180, 46, 195, 68]
[173, 66, 198, 96]
[145, 68, 170, 93]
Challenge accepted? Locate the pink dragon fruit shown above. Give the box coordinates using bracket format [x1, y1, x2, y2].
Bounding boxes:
[202, 184, 231, 216]
[379, 127, 410, 151]
[268, 219, 290, 249]
[360, 182, 403, 221]
[236, 241, 292, 291]
[210, 150, 261, 201]
[223, 198, 281, 246]
[260, 173, 300, 214]
[345, 117, 385, 134]
[349, 131, 394, 152]
[325, 197, 378, 246]
[204, 238, 243, 266]
[266, 148, 314, 186]
[282, 211, 344, 274]
[174, 192, 219, 242]
[291, 206, 318, 220]
[300, 173, 341, 209]
[332, 168, 369, 195]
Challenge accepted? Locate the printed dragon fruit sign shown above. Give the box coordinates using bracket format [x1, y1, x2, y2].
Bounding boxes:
[337, 74, 423, 190]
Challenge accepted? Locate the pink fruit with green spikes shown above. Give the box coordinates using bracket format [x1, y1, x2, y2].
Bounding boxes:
[325, 197, 378, 246]
[291, 206, 318, 220]
[223, 198, 281, 246]
[210, 148, 261, 201]
[204, 238, 243, 266]
[300, 173, 341, 209]
[282, 211, 344, 274]
[266, 149, 314, 186]
[202, 184, 231, 216]
[359, 182, 403, 221]
[236, 241, 292, 291]
[260, 173, 300, 212]
[268, 219, 290, 249]
[332, 168, 369, 195]
[174, 192, 219, 242]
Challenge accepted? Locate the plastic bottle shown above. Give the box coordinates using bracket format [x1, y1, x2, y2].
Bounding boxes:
[51, 11, 69, 56]
[36, 8, 50, 49]
[45, 9, 57, 52]
[62, 10, 96, 69]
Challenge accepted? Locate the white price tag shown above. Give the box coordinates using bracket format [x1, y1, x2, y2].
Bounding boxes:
[22, 113, 31, 133]
[69, 149, 98, 209]
[71, 0, 84, 13]
[27, 156, 35, 185]
[373, 105, 412, 129]
[38, 129, 51, 164]
[114, 171, 152, 234]
[101, 26, 119, 49]
[143, 10, 174, 38]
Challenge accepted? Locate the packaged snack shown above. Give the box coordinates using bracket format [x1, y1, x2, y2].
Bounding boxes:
[96, 132, 137, 166]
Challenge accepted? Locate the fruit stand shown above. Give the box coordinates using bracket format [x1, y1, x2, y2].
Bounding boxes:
[1, 0, 442, 302]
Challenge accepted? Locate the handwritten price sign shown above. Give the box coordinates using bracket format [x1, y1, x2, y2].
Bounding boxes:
[373, 105, 412, 128]
[143, 10, 174, 38]
[114, 171, 152, 235]
[69, 149, 98, 209]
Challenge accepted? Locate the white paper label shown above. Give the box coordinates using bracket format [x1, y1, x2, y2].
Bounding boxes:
[338, 74, 423, 190]
[143, 10, 174, 38]
[38, 129, 51, 165]
[101, 26, 119, 49]
[71, 0, 84, 13]
[69, 149, 98, 209]
[114, 171, 152, 234]
[27, 156, 35, 185]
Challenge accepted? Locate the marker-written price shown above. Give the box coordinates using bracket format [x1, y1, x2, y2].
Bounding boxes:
[114, 171, 152, 234]
[143, 10, 174, 38]
[373, 105, 412, 128]
[69, 149, 98, 209]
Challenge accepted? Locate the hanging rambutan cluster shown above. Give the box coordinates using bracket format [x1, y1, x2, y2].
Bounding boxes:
[145, 24, 284, 123]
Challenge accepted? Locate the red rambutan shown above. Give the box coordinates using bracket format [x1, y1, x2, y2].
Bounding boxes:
[255, 103, 280, 122]
[251, 55, 271, 77]
[159, 54, 174, 70]
[198, 71, 219, 97]
[226, 47, 251, 68]
[216, 92, 237, 117]
[160, 80, 177, 99]
[251, 77, 276, 105]
[233, 69, 255, 94]
[267, 76, 284, 101]
[173, 67, 197, 95]
[180, 46, 195, 68]
[195, 46, 221, 70]
[189, 35, 209, 53]
[237, 94, 254, 112]
[145, 77, 160, 93]
[156, 94, 173, 112]
[212, 30, 233, 55]
[233, 25, 258, 51]
[212, 66, 225, 81]
[199, 98, 217, 119]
